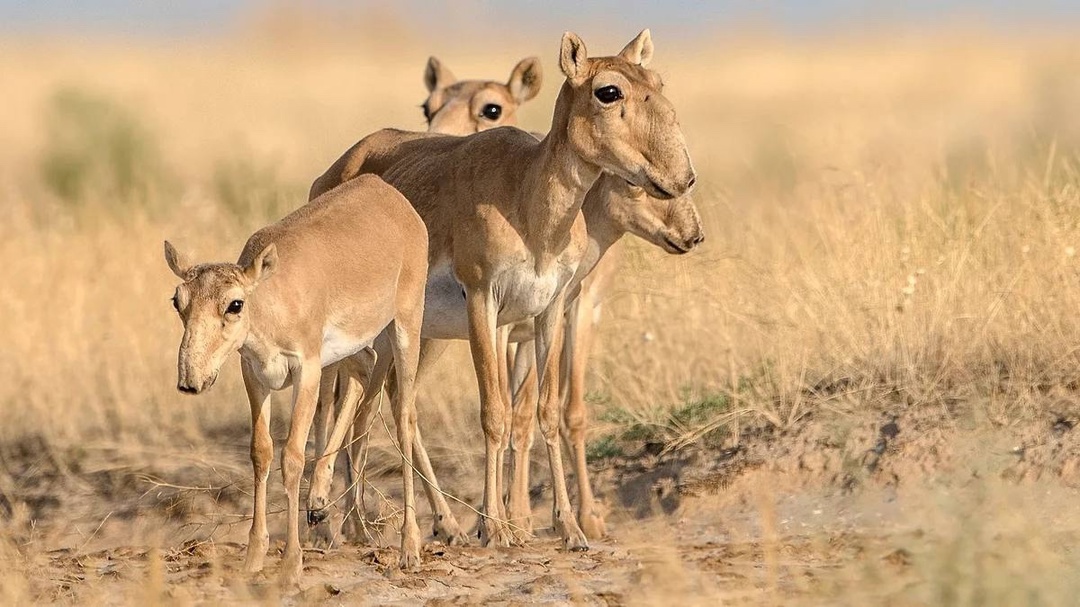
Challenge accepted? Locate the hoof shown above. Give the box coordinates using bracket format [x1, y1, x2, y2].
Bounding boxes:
[554, 512, 589, 552]
[399, 552, 421, 571]
[479, 518, 512, 548]
[400, 520, 422, 570]
[307, 506, 330, 527]
[507, 517, 534, 545]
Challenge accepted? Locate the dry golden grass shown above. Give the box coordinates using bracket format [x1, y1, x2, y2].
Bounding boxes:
[2, 21, 1080, 604]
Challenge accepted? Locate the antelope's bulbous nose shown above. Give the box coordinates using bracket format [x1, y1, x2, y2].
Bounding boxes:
[178, 383, 199, 395]
[686, 173, 697, 190]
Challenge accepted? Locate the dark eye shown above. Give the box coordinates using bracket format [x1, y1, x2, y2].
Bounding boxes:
[226, 300, 244, 315]
[171, 295, 180, 311]
[480, 104, 502, 120]
[594, 85, 623, 104]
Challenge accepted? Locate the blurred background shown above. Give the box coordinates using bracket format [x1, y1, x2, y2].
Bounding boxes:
[2, 2, 1080, 603]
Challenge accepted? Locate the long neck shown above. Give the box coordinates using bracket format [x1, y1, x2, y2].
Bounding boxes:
[582, 175, 629, 261]
[568, 178, 627, 295]
[521, 81, 602, 264]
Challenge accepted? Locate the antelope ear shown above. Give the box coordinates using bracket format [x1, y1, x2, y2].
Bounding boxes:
[244, 243, 278, 285]
[618, 29, 654, 66]
[424, 56, 456, 92]
[559, 32, 589, 82]
[507, 57, 543, 103]
[164, 240, 192, 279]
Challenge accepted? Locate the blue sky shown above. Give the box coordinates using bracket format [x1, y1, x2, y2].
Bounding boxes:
[1, 1, 1077, 38]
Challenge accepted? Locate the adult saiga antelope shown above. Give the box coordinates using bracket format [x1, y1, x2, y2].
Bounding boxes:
[310, 51, 701, 545]
[307, 29, 694, 550]
[164, 175, 428, 585]
[420, 54, 705, 539]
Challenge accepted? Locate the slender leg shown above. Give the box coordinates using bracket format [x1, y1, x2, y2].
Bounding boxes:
[465, 286, 512, 547]
[312, 336, 467, 545]
[241, 360, 273, 574]
[345, 338, 391, 544]
[564, 292, 606, 539]
[379, 338, 468, 544]
[412, 423, 469, 544]
[507, 343, 538, 536]
[308, 351, 373, 522]
[307, 363, 340, 543]
[280, 357, 322, 587]
[313, 367, 337, 472]
[389, 318, 422, 569]
[494, 325, 511, 522]
[414, 339, 469, 543]
[534, 292, 588, 551]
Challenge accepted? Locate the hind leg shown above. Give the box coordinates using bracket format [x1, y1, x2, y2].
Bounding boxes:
[308, 351, 374, 527]
[308, 365, 341, 548]
[507, 342, 538, 539]
[564, 294, 607, 539]
[388, 292, 424, 569]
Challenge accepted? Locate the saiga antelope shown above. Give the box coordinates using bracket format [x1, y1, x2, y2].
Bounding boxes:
[418, 54, 705, 539]
[307, 29, 695, 550]
[164, 175, 428, 585]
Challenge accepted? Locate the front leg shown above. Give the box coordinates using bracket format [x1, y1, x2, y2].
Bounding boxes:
[241, 360, 273, 574]
[534, 292, 588, 551]
[465, 286, 513, 547]
[280, 357, 323, 587]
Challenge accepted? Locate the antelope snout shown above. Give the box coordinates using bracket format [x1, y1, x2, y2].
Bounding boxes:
[177, 371, 218, 395]
[688, 230, 705, 249]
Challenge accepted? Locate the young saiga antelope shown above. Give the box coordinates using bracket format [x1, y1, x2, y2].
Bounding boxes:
[308, 29, 695, 550]
[165, 175, 428, 586]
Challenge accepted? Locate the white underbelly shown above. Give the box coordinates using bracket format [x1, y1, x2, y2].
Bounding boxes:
[495, 267, 562, 325]
[320, 325, 377, 366]
[421, 261, 572, 340]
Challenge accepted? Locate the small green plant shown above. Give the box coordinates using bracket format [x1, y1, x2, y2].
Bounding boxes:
[585, 435, 623, 461]
[39, 87, 168, 206]
[671, 392, 730, 427]
[594, 390, 734, 453]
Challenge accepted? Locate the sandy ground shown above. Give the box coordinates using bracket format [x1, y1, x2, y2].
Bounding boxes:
[5, 399, 1080, 605]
